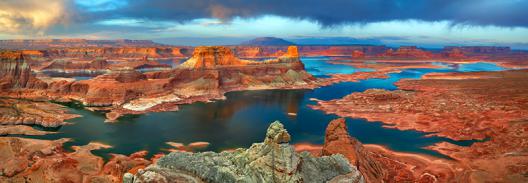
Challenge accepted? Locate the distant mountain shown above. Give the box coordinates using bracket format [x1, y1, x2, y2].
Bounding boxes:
[240, 37, 295, 46]
[289, 37, 384, 46]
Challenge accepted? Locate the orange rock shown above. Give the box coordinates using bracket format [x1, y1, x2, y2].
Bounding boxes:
[322, 118, 361, 166]
[351, 50, 365, 58]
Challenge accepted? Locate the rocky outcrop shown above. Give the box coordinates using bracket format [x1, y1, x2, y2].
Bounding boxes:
[441, 47, 466, 59]
[126, 121, 364, 183]
[110, 69, 148, 83]
[351, 50, 365, 58]
[0, 125, 56, 136]
[0, 51, 47, 90]
[179, 46, 254, 69]
[0, 98, 80, 127]
[321, 118, 466, 183]
[322, 118, 363, 166]
[0, 137, 155, 183]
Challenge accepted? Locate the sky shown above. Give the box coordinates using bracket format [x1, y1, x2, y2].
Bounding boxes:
[0, 0, 528, 48]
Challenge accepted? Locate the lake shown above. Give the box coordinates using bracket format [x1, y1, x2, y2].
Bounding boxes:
[23, 57, 505, 159]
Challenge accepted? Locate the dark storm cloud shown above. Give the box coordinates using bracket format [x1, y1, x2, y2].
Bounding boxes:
[82, 0, 528, 27]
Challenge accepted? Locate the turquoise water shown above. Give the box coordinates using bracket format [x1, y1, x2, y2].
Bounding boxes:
[433, 62, 506, 72]
[73, 76, 93, 81]
[302, 57, 374, 77]
[20, 58, 504, 159]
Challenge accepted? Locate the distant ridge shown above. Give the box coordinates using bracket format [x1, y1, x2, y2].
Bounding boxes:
[240, 37, 295, 46]
[0, 39, 165, 49]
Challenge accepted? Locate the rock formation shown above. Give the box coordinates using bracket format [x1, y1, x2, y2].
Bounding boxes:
[441, 47, 466, 59]
[179, 46, 254, 69]
[0, 137, 155, 183]
[320, 118, 455, 183]
[351, 50, 365, 58]
[322, 118, 362, 166]
[0, 51, 46, 90]
[0, 98, 80, 127]
[125, 121, 364, 183]
[0, 125, 56, 136]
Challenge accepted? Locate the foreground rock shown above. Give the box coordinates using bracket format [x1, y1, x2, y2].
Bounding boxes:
[126, 121, 364, 183]
[312, 70, 528, 182]
[0, 137, 155, 182]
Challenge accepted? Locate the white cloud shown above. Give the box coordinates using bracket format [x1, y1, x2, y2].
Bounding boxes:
[0, 0, 70, 34]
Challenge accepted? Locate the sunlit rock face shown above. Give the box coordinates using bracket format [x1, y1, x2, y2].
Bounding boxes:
[179, 46, 252, 69]
[125, 121, 364, 183]
[180, 45, 302, 69]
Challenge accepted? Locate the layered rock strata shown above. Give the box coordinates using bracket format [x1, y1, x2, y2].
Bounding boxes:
[125, 121, 364, 183]
[0, 52, 47, 90]
[0, 98, 80, 127]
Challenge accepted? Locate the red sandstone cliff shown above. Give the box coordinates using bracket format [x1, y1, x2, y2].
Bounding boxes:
[0, 52, 46, 90]
[39, 47, 190, 59]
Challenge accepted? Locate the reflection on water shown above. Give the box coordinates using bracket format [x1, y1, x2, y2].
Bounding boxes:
[19, 59, 505, 159]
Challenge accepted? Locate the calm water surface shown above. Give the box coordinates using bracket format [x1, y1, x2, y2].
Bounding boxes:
[24, 58, 505, 159]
